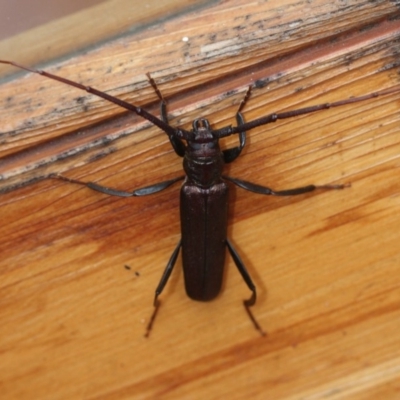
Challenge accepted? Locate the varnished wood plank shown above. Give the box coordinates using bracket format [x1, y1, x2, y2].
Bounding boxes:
[0, 0, 212, 76]
[1, 0, 400, 399]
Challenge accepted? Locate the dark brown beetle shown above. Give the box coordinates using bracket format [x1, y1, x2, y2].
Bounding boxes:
[2, 59, 398, 336]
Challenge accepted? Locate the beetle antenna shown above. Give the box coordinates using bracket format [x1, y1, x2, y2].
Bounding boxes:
[214, 84, 400, 137]
[0, 59, 192, 139]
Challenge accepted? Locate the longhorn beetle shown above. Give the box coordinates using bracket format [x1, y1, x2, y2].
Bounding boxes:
[1, 59, 400, 337]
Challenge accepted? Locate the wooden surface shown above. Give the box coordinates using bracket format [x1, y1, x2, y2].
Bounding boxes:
[0, 0, 211, 75]
[1, 0, 400, 399]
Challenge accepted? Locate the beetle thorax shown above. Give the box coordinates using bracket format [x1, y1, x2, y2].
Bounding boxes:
[183, 118, 224, 188]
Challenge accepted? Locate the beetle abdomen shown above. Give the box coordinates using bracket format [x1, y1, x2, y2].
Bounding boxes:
[180, 180, 228, 301]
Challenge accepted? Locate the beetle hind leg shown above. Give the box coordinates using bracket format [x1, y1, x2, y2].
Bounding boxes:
[145, 239, 182, 338]
[226, 239, 266, 336]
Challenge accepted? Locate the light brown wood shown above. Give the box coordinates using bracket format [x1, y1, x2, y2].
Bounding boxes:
[1, 1, 400, 399]
[0, 0, 211, 76]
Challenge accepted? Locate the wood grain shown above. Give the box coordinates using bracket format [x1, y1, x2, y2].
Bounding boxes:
[1, 0, 400, 399]
[0, 0, 211, 76]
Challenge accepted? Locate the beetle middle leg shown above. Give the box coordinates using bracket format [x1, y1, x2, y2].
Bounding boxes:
[223, 175, 350, 196]
[49, 173, 184, 197]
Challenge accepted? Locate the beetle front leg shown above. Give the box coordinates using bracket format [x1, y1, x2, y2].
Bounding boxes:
[146, 72, 186, 157]
[226, 239, 266, 336]
[222, 86, 251, 163]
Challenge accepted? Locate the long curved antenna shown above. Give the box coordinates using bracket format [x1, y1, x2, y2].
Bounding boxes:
[0, 60, 192, 140]
[214, 84, 400, 137]
[3, 59, 400, 141]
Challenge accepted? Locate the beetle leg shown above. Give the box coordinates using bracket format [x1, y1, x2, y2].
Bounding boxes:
[223, 175, 350, 195]
[146, 72, 186, 157]
[49, 174, 184, 197]
[226, 239, 266, 336]
[145, 239, 182, 337]
[222, 86, 252, 163]
[222, 123, 245, 163]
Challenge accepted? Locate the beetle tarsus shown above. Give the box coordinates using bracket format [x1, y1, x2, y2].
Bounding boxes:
[49, 173, 86, 186]
[244, 295, 267, 337]
[316, 183, 351, 190]
[145, 297, 160, 338]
